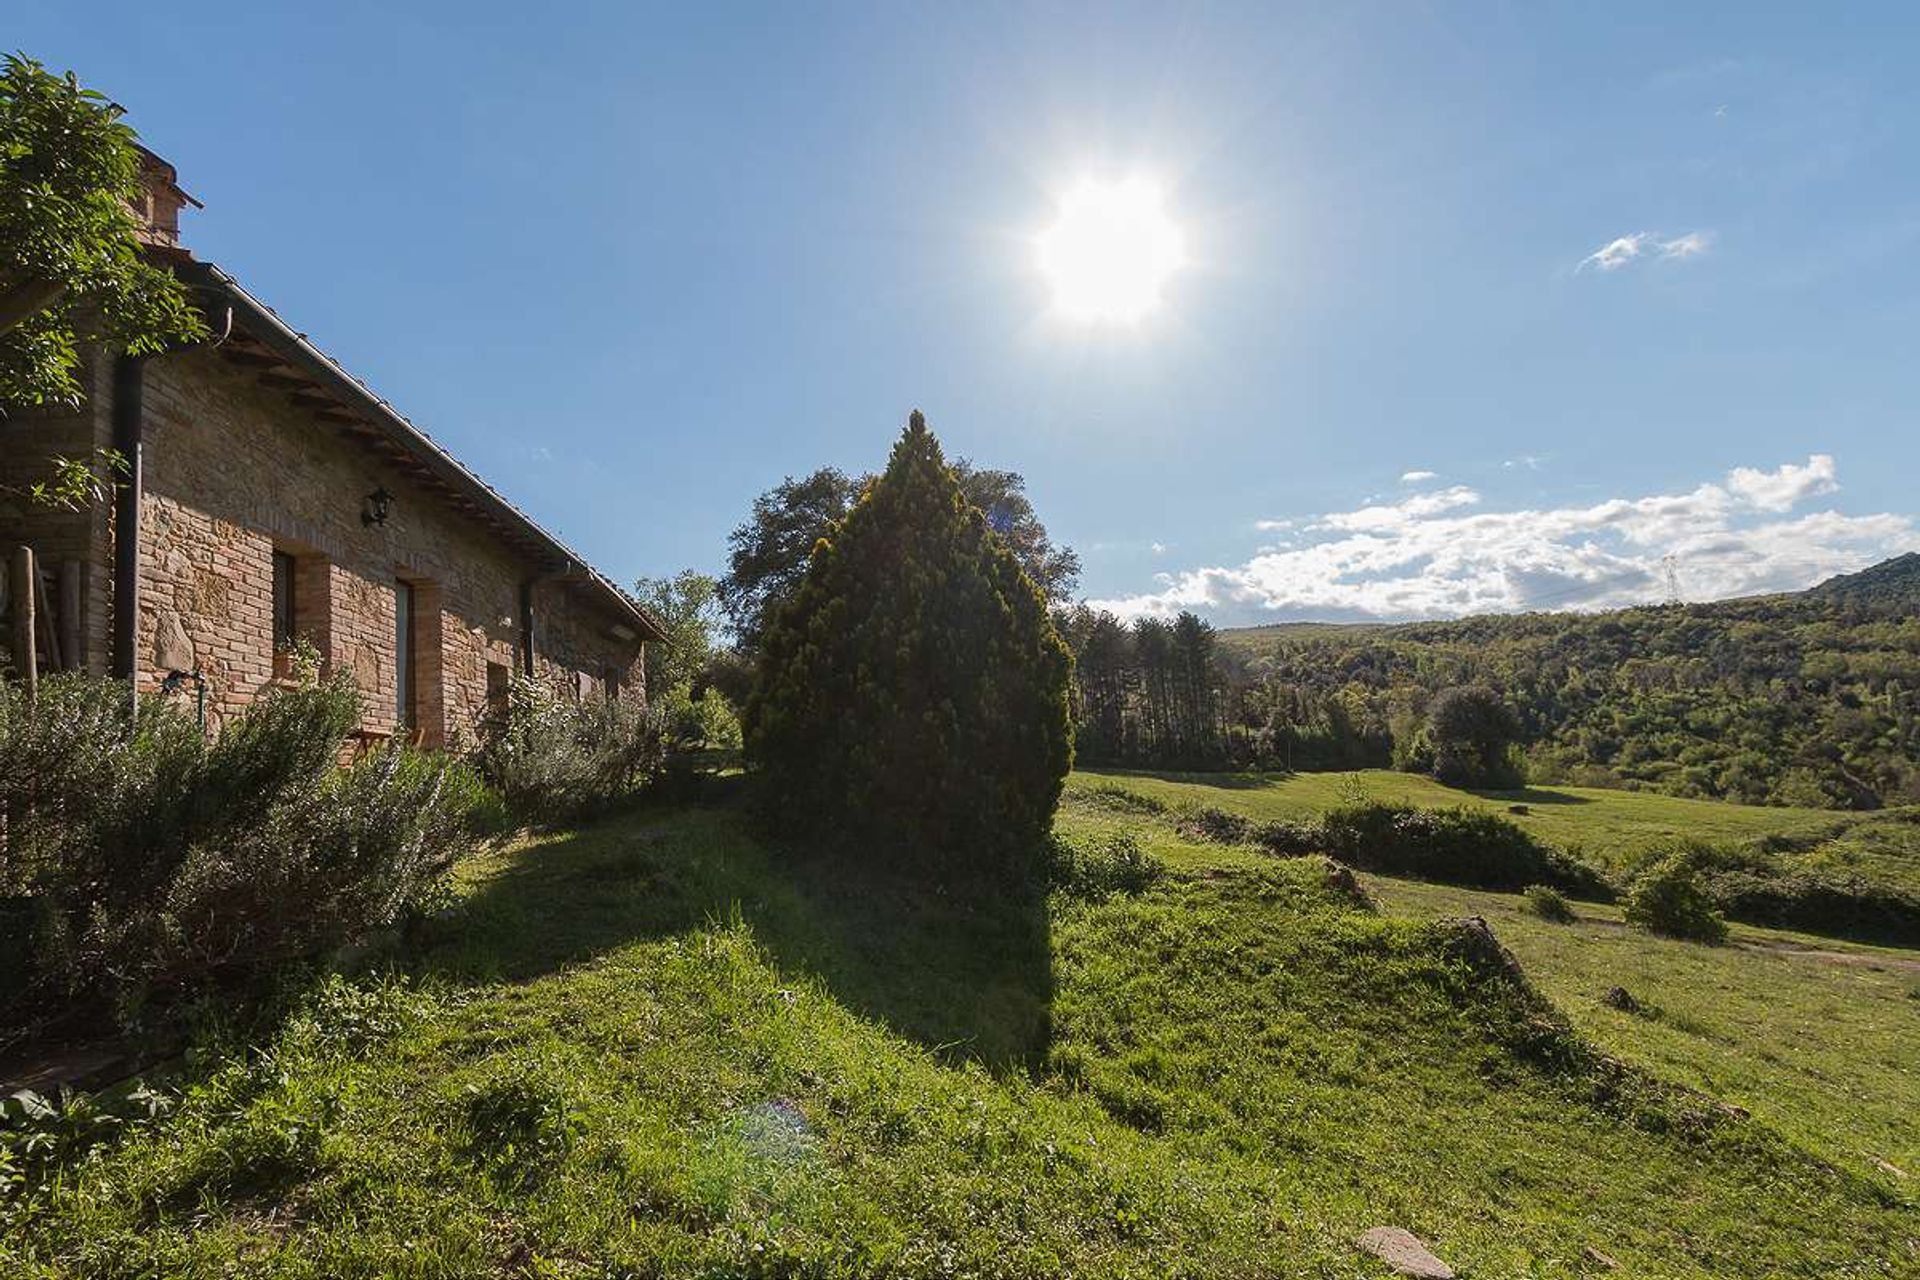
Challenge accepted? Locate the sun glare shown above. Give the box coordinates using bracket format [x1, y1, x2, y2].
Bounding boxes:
[1035, 176, 1186, 324]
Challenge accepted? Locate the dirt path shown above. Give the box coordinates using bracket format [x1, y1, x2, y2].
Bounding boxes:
[1736, 937, 1920, 973]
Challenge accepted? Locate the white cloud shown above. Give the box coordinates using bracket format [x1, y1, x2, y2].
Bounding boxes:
[1400, 469, 1438, 484]
[1150, 541, 1170, 555]
[1089, 455, 1915, 624]
[1581, 233, 1652, 272]
[1579, 230, 1711, 272]
[1319, 485, 1481, 532]
[1726, 452, 1837, 512]
[1659, 230, 1711, 260]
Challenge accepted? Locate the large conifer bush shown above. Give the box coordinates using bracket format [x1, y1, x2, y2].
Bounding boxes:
[744, 411, 1074, 875]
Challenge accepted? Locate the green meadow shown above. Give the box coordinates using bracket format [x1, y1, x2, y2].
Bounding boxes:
[1068, 766, 1920, 888]
[7, 782, 1917, 1278]
[1068, 767, 1850, 863]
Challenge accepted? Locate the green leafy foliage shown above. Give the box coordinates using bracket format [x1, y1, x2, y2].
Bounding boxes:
[473, 677, 664, 825]
[1056, 606, 1235, 767]
[1162, 791, 1609, 896]
[1047, 830, 1165, 902]
[719, 465, 864, 651]
[1624, 847, 1729, 944]
[745, 412, 1074, 874]
[7, 446, 126, 511]
[631, 569, 723, 704]
[1219, 557, 1920, 809]
[1523, 883, 1576, 922]
[1075, 767, 1920, 945]
[1660, 840, 1920, 946]
[0, 671, 484, 1035]
[1425, 684, 1525, 788]
[1306, 802, 1609, 895]
[722, 460, 1079, 659]
[0, 53, 206, 408]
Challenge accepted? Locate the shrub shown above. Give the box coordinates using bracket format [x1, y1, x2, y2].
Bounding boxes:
[1310, 803, 1607, 896]
[1250, 818, 1321, 854]
[744, 412, 1074, 877]
[1048, 831, 1165, 902]
[1424, 686, 1524, 789]
[1704, 869, 1920, 945]
[1174, 806, 1253, 844]
[475, 678, 664, 825]
[142, 747, 490, 989]
[1523, 884, 1576, 923]
[1079, 784, 1168, 816]
[1663, 842, 1920, 947]
[1623, 848, 1728, 944]
[1, 672, 485, 1035]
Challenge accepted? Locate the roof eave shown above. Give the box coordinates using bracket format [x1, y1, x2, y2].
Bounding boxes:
[179, 260, 668, 643]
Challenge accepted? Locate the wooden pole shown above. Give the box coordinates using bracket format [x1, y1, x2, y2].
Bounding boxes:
[10, 546, 36, 702]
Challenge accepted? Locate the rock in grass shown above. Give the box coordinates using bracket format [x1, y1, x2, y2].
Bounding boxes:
[1355, 1226, 1456, 1278]
[1602, 985, 1640, 1013]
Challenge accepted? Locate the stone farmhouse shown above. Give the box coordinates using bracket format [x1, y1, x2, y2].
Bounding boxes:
[0, 149, 663, 748]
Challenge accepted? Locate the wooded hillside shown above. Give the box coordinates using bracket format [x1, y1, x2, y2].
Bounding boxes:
[1061, 555, 1920, 810]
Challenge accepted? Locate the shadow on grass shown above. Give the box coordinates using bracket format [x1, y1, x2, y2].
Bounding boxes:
[1472, 786, 1595, 807]
[414, 803, 1053, 1074]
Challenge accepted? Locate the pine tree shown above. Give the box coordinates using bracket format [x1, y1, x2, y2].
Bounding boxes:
[744, 412, 1074, 875]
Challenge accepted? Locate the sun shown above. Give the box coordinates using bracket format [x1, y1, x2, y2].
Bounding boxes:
[1035, 176, 1187, 324]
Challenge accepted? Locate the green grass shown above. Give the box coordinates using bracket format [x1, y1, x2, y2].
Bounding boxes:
[1365, 875, 1920, 1183]
[1068, 766, 1915, 874]
[5, 797, 1915, 1277]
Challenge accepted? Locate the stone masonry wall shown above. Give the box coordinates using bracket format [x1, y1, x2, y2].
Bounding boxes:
[123, 345, 644, 743]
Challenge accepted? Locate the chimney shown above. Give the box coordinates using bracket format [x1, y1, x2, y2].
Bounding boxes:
[130, 146, 201, 259]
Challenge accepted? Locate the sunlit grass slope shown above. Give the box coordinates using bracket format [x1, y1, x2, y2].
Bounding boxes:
[1365, 874, 1920, 1184]
[6, 803, 1912, 1277]
[1068, 766, 1915, 872]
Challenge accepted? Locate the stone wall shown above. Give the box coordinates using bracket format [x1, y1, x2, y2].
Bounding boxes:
[0, 342, 645, 744]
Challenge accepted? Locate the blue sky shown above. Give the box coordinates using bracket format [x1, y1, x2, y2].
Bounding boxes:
[18, 3, 1920, 622]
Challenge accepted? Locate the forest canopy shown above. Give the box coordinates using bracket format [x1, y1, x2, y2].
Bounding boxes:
[1059, 554, 1920, 811]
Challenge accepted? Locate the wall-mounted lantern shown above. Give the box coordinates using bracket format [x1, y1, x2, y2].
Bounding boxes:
[361, 486, 394, 527]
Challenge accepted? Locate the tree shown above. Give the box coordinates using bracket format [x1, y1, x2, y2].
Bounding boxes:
[1425, 685, 1523, 789]
[632, 570, 723, 703]
[718, 467, 863, 652]
[744, 411, 1073, 874]
[950, 460, 1080, 606]
[720, 456, 1078, 656]
[633, 570, 739, 755]
[1, 53, 205, 409]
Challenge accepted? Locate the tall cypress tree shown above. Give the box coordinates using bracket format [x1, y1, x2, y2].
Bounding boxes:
[744, 411, 1074, 875]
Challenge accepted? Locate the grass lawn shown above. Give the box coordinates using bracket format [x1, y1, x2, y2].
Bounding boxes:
[1364, 876, 1920, 1183]
[1063, 772, 1920, 1182]
[6, 789, 1916, 1277]
[1068, 767, 1855, 868]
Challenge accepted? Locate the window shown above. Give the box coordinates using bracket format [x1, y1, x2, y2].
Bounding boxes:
[272, 551, 297, 648]
[394, 578, 415, 729]
[486, 661, 510, 716]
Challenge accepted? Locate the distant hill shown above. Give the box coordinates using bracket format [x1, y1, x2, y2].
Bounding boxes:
[1807, 551, 1920, 605]
[1216, 557, 1920, 809]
